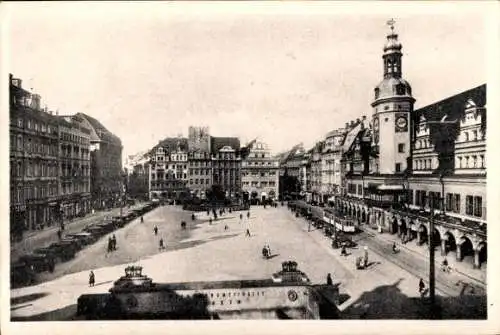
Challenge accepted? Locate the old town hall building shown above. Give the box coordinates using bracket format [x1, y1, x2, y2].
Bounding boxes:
[336, 25, 486, 270]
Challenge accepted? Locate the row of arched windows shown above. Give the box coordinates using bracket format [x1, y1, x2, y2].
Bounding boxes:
[456, 155, 485, 169]
[414, 158, 434, 170]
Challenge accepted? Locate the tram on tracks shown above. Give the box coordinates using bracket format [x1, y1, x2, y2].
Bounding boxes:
[322, 208, 357, 233]
[290, 200, 357, 234]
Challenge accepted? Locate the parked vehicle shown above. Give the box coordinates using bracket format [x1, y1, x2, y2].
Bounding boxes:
[84, 226, 107, 239]
[66, 232, 96, 246]
[96, 222, 115, 234]
[11, 261, 37, 287]
[49, 241, 77, 261]
[331, 233, 357, 249]
[18, 254, 55, 273]
[60, 237, 84, 251]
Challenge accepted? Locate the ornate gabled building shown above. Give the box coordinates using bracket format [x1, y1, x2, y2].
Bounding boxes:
[336, 23, 487, 270]
[148, 137, 189, 202]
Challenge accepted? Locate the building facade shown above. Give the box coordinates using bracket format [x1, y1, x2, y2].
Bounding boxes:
[124, 151, 149, 200]
[212, 145, 241, 199]
[188, 151, 212, 199]
[78, 113, 123, 210]
[336, 25, 487, 270]
[9, 75, 60, 238]
[241, 140, 280, 202]
[210, 137, 241, 198]
[57, 115, 91, 219]
[148, 138, 189, 201]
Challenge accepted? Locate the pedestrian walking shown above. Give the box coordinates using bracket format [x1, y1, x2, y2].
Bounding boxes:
[159, 238, 165, 251]
[240, 213, 243, 221]
[57, 229, 62, 240]
[224, 224, 229, 231]
[154, 226, 158, 236]
[112, 234, 117, 251]
[141, 216, 144, 223]
[326, 273, 333, 286]
[419, 278, 425, 295]
[89, 271, 95, 287]
[245, 229, 251, 237]
[247, 211, 250, 219]
[107, 237, 113, 253]
[209, 218, 212, 225]
[341, 245, 347, 257]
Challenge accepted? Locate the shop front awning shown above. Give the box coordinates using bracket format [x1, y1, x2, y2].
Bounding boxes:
[377, 184, 404, 191]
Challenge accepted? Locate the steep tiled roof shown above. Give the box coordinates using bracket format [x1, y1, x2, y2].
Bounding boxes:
[414, 84, 486, 175]
[148, 137, 189, 155]
[210, 136, 240, 154]
[77, 113, 122, 146]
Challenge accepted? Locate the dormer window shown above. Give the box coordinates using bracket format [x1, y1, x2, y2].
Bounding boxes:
[473, 130, 478, 141]
[396, 83, 405, 95]
[465, 132, 469, 142]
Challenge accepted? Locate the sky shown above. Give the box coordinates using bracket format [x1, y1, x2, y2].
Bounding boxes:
[3, 2, 492, 158]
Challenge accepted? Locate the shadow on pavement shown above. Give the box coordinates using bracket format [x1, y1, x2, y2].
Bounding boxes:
[93, 280, 114, 287]
[341, 278, 487, 319]
[143, 233, 241, 257]
[12, 304, 78, 321]
[11, 292, 49, 306]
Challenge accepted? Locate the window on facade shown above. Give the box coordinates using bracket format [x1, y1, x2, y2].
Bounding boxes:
[407, 189, 414, 205]
[464, 132, 469, 142]
[465, 195, 474, 216]
[398, 143, 405, 153]
[473, 196, 482, 217]
[396, 84, 405, 95]
[473, 156, 477, 168]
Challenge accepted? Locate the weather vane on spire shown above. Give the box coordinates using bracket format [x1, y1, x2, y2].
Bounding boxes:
[387, 18, 396, 32]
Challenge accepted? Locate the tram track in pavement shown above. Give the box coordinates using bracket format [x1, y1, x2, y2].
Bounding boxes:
[355, 229, 484, 297]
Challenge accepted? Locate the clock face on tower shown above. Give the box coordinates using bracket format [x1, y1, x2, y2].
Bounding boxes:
[395, 114, 408, 132]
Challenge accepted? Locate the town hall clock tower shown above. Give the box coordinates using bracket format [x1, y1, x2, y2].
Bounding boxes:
[371, 20, 416, 175]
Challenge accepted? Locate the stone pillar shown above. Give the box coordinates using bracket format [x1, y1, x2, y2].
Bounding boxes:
[474, 249, 480, 269]
[441, 239, 446, 256]
[456, 244, 462, 262]
[416, 230, 421, 245]
[397, 220, 402, 236]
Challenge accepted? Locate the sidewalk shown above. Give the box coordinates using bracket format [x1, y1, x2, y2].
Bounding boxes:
[360, 225, 486, 285]
[10, 202, 146, 262]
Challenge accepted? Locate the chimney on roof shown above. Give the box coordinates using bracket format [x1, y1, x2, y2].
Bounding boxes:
[362, 115, 367, 120]
[350, 120, 355, 127]
[345, 122, 349, 129]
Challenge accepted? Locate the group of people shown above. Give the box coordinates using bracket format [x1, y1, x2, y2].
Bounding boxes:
[107, 234, 117, 252]
[262, 244, 272, 258]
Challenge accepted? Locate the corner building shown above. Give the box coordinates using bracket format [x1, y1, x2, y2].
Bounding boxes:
[337, 25, 487, 270]
[9, 75, 60, 237]
[241, 140, 280, 202]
